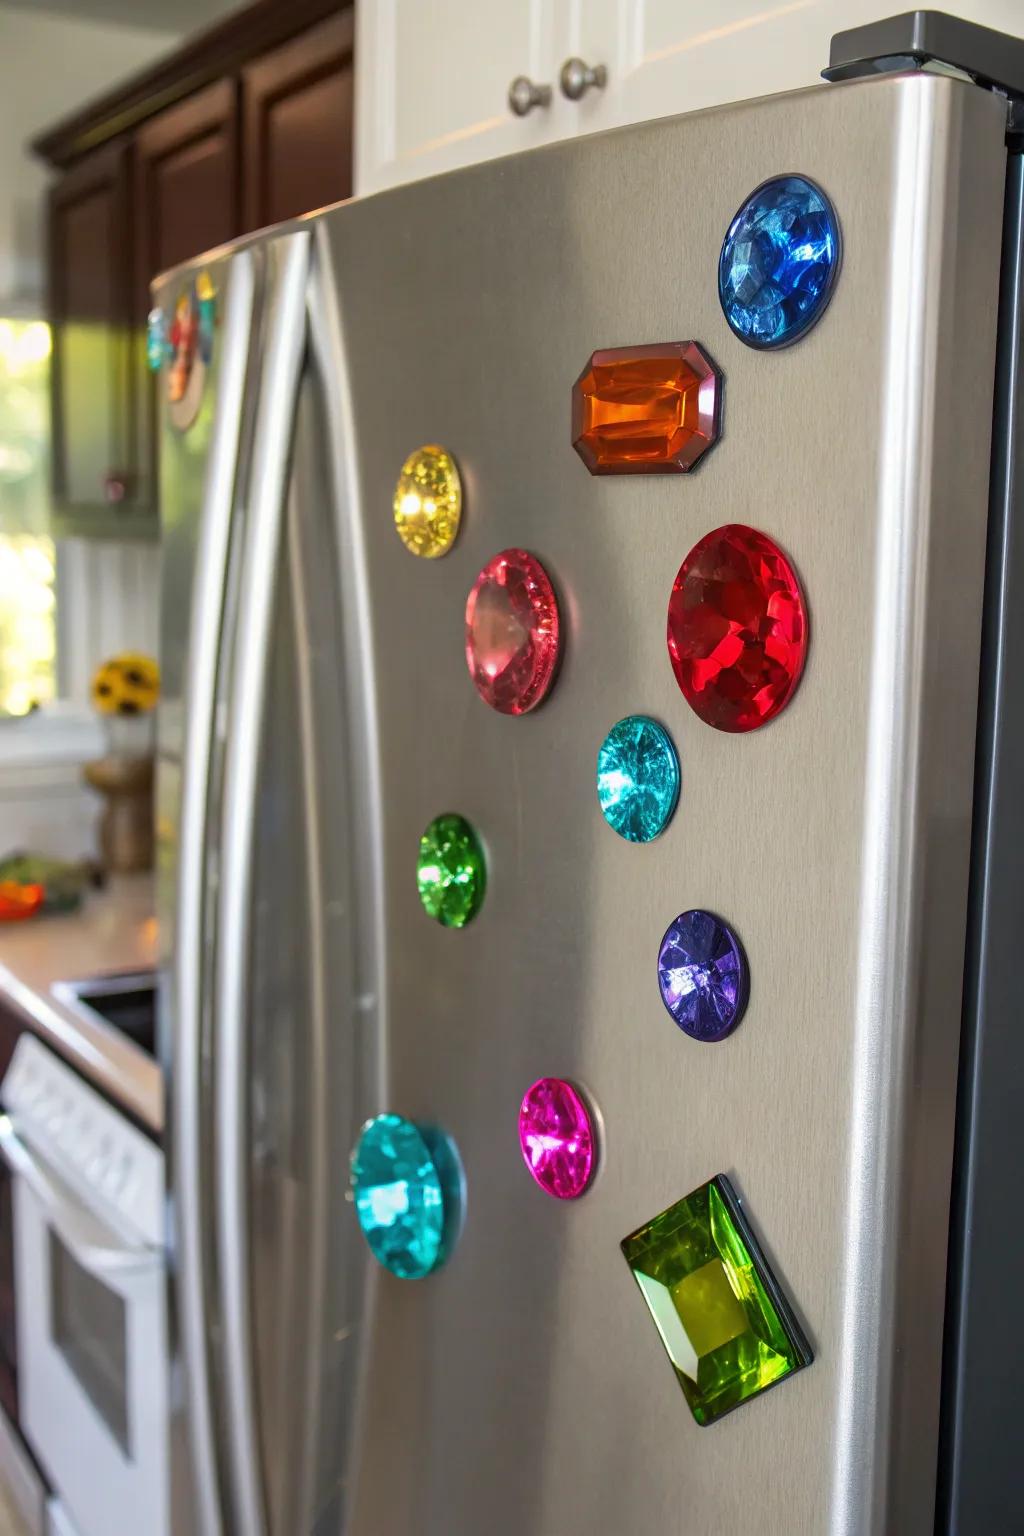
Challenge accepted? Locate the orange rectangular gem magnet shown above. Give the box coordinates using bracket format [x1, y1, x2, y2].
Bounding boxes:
[572, 342, 722, 475]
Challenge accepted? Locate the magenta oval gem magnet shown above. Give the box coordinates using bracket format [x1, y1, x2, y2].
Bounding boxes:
[518, 1078, 597, 1199]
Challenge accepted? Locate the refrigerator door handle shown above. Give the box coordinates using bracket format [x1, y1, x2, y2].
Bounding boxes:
[215, 231, 311, 1536]
[171, 248, 257, 1536]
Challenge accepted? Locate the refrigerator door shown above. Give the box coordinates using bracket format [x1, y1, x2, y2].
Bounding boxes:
[155, 241, 261, 1536]
[214, 231, 376, 1536]
[308, 72, 1007, 1536]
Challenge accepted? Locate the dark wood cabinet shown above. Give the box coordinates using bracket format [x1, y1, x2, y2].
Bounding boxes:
[132, 81, 240, 515]
[134, 79, 240, 301]
[34, 0, 354, 540]
[48, 143, 138, 536]
[241, 11, 354, 231]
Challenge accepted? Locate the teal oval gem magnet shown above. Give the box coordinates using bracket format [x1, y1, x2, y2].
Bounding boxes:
[597, 715, 680, 842]
[146, 307, 167, 371]
[351, 1113, 461, 1279]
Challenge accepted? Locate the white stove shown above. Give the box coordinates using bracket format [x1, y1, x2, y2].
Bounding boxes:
[0, 1035, 167, 1536]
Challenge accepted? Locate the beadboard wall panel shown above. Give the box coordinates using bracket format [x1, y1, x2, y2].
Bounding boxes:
[57, 538, 161, 705]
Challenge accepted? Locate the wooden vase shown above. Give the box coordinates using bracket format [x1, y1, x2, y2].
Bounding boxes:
[83, 754, 155, 874]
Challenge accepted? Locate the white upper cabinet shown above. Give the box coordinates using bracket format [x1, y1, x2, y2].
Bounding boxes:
[356, 0, 1024, 196]
[594, 0, 1024, 128]
[593, 0, 846, 128]
[355, 0, 572, 195]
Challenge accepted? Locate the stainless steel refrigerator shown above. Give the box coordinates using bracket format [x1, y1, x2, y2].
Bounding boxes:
[156, 17, 1024, 1536]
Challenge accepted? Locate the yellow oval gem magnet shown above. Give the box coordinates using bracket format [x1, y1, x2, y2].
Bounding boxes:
[393, 444, 462, 558]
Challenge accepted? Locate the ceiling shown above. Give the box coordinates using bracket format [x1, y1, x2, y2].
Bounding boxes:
[4, 0, 242, 33]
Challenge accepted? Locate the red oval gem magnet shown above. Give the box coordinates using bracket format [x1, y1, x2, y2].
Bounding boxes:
[667, 524, 808, 732]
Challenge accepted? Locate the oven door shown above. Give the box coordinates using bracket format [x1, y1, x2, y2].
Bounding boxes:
[0, 1121, 168, 1536]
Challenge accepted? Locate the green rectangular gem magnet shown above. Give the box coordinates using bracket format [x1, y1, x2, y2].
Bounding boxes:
[621, 1174, 812, 1426]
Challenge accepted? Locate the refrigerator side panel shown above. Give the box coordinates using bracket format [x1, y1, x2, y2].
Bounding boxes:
[938, 152, 1024, 1531]
[830, 77, 1004, 1536]
[315, 74, 1005, 1536]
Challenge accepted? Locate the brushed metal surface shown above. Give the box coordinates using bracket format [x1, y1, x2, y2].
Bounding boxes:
[312, 73, 1006, 1536]
[307, 244, 388, 1521]
[244, 344, 377, 1536]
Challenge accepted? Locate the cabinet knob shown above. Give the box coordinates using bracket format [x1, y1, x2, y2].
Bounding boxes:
[559, 57, 608, 101]
[508, 75, 552, 117]
[102, 472, 128, 505]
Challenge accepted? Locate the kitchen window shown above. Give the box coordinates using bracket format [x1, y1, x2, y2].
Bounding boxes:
[0, 319, 57, 717]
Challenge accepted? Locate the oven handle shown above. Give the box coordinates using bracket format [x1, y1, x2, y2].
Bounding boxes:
[0, 1118, 157, 1281]
[215, 231, 310, 1536]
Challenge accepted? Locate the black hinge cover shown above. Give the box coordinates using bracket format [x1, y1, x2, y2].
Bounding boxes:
[823, 10, 1024, 148]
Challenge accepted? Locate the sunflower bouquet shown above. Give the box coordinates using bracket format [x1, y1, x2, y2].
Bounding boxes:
[85, 653, 160, 872]
[91, 652, 160, 753]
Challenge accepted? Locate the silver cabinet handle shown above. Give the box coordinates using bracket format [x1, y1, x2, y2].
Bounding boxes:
[508, 75, 552, 116]
[559, 57, 608, 101]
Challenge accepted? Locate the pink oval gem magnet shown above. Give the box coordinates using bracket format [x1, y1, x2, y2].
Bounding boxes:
[518, 1078, 596, 1200]
[465, 548, 560, 715]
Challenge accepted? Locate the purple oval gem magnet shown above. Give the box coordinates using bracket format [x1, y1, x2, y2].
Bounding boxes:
[657, 909, 748, 1042]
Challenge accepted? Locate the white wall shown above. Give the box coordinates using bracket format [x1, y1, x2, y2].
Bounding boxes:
[0, 3, 178, 309]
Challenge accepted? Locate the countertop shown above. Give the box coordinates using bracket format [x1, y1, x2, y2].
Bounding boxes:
[0, 874, 162, 1134]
